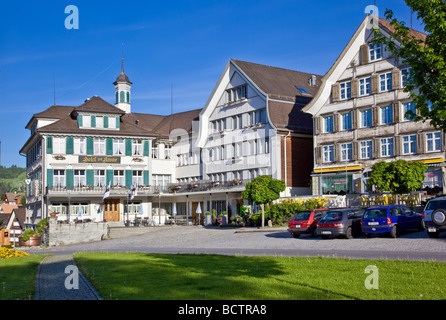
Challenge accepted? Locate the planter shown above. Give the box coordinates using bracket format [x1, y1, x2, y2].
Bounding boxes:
[18, 236, 42, 247]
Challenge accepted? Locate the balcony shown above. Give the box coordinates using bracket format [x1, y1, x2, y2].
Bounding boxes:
[166, 179, 247, 194]
[47, 185, 162, 196]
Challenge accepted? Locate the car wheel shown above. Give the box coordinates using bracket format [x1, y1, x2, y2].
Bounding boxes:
[292, 233, 300, 238]
[432, 209, 446, 227]
[345, 227, 353, 239]
[390, 225, 399, 238]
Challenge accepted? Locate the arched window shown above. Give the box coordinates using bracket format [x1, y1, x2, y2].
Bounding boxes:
[126, 92, 130, 103]
[120, 91, 125, 103]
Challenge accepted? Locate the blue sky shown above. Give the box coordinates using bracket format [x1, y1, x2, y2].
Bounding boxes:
[0, 0, 423, 167]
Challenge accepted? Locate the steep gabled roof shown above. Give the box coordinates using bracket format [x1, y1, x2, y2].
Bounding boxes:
[75, 96, 125, 115]
[232, 59, 322, 102]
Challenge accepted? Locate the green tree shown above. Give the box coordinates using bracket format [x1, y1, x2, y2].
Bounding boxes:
[369, 160, 426, 194]
[372, 0, 446, 129]
[241, 175, 286, 228]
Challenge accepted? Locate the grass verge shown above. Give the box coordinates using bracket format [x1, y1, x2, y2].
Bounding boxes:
[74, 252, 446, 300]
[0, 254, 47, 300]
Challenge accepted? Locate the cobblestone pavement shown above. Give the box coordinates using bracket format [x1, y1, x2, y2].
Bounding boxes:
[35, 254, 102, 300]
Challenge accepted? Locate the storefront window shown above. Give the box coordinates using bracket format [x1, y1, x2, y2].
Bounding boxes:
[321, 174, 352, 194]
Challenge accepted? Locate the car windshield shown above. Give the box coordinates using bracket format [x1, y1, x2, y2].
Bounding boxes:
[425, 200, 446, 211]
[363, 208, 387, 219]
[291, 211, 311, 221]
[320, 211, 343, 222]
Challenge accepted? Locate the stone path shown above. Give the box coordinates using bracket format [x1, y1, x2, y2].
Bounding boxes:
[35, 254, 102, 300]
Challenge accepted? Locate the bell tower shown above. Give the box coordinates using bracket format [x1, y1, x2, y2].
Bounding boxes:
[114, 58, 132, 113]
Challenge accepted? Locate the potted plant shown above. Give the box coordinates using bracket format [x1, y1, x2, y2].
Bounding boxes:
[18, 218, 46, 247]
[205, 211, 212, 226]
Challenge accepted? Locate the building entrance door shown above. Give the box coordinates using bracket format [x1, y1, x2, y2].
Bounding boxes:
[104, 198, 120, 221]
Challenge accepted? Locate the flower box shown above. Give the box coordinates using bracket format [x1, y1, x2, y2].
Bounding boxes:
[18, 236, 41, 247]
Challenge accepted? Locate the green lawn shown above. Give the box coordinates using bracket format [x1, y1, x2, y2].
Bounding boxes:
[0, 254, 47, 300]
[74, 252, 446, 300]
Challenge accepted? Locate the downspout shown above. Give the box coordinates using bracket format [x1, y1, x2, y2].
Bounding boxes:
[284, 130, 291, 196]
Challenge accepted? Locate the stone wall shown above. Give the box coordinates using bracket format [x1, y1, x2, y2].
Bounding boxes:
[48, 216, 110, 246]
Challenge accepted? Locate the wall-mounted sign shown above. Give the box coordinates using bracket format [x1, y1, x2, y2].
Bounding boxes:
[79, 156, 121, 164]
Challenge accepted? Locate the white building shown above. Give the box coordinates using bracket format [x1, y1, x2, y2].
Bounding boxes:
[20, 58, 321, 226]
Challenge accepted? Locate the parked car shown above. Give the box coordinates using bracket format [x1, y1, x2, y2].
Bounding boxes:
[316, 208, 364, 239]
[288, 208, 328, 238]
[361, 205, 424, 238]
[422, 196, 446, 238]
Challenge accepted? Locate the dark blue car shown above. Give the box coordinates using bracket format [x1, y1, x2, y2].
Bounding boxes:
[361, 205, 424, 238]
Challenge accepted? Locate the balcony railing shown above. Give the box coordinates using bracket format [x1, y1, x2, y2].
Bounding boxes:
[47, 179, 248, 196]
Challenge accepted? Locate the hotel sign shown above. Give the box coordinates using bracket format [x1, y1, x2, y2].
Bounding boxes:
[79, 156, 121, 164]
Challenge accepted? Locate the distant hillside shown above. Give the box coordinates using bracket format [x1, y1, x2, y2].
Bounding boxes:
[0, 165, 26, 198]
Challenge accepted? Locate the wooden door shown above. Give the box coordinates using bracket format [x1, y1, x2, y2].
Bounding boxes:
[104, 199, 120, 221]
[192, 202, 204, 225]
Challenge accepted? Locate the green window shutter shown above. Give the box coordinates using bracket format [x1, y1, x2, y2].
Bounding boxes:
[91, 115, 96, 128]
[116, 116, 120, 129]
[66, 136, 74, 154]
[143, 140, 149, 156]
[125, 170, 132, 187]
[77, 114, 83, 127]
[125, 139, 132, 156]
[46, 136, 53, 154]
[106, 169, 113, 186]
[47, 169, 53, 188]
[104, 116, 109, 128]
[143, 170, 149, 186]
[106, 138, 113, 155]
[86, 169, 94, 186]
[120, 91, 125, 103]
[127, 92, 130, 103]
[86, 137, 94, 155]
[66, 169, 74, 189]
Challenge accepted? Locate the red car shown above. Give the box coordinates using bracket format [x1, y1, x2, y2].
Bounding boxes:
[288, 208, 328, 238]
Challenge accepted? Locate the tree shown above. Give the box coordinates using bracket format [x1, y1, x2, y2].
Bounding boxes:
[241, 175, 286, 228]
[372, 0, 446, 129]
[368, 160, 426, 194]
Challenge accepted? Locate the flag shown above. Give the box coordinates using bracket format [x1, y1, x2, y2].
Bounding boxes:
[130, 182, 137, 200]
[78, 205, 83, 217]
[102, 181, 111, 202]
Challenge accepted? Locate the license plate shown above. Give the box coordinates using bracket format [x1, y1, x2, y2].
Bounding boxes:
[368, 222, 379, 226]
[322, 231, 332, 235]
[296, 225, 300, 228]
[428, 227, 437, 233]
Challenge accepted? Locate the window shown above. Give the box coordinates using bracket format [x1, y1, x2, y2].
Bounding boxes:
[96, 116, 104, 128]
[74, 169, 86, 187]
[120, 91, 125, 103]
[53, 137, 66, 154]
[83, 115, 91, 128]
[340, 143, 352, 161]
[402, 135, 417, 155]
[323, 145, 334, 163]
[133, 170, 143, 186]
[132, 139, 142, 156]
[340, 82, 351, 100]
[265, 137, 270, 154]
[53, 170, 65, 188]
[380, 73, 392, 92]
[71, 203, 89, 216]
[227, 85, 247, 103]
[359, 77, 371, 96]
[94, 138, 105, 155]
[113, 139, 124, 155]
[153, 175, 170, 187]
[360, 140, 373, 159]
[324, 116, 334, 133]
[74, 138, 86, 155]
[361, 109, 372, 128]
[113, 170, 125, 186]
[401, 68, 413, 87]
[381, 106, 393, 125]
[369, 43, 382, 61]
[341, 113, 352, 131]
[297, 87, 309, 93]
[109, 117, 116, 129]
[381, 138, 394, 157]
[94, 169, 105, 187]
[403, 102, 416, 121]
[426, 132, 442, 152]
